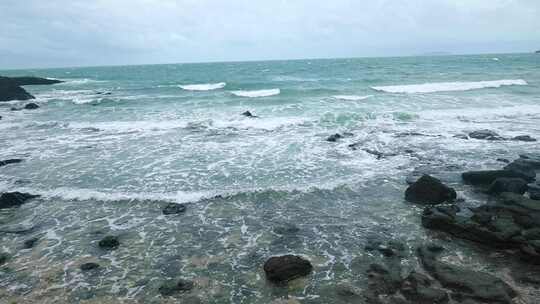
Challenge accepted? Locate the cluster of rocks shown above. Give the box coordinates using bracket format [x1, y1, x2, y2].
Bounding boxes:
[0, 76, 62, 102]
[400, 152, 540, 301]
[354, 241, 516, 304]
[456, 129, 537, 142]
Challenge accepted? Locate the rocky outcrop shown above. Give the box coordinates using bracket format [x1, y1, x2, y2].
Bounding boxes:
[0, 76, 62, 102]
[512, 135, 537, 142]
[405, 175, 456, 204]
[462, 169, 535, 185]
[263, 255, 313, 283]
[417, 245, 516, 303]
[0, 192, 39, 209]
[326, 133, 343, 142]
[529, 182, 540, 200]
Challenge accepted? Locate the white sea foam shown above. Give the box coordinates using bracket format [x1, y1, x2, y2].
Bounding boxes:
[230, 89, 280, 98]
[69, 120, 189, 132]
[62, 78, 105, 85]
[179, 82, 226, 91]
[371, 79, 527, 93]
[332, 95, 372, 101]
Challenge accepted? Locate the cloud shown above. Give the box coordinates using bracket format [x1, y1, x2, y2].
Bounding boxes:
[0, 0, 539, 68]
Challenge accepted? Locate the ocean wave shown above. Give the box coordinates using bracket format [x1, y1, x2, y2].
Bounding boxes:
[179, 82, 226, 91]
[371, 79, 527, 93]
[62, 78, 106, 85]
[332, 95, 372, 101]
[230, 89, 280, 98]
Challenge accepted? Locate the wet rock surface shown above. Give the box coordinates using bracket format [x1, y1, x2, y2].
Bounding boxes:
[405, 175, 456, 204]
[0, 159, 23, 167]
[80, 262, 100, 271]
[263, 255, 313, 283]
[162, 203, 187, 215]
[468, 130, 504, 141]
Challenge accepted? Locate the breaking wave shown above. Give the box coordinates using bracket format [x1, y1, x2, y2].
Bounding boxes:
[371, 79, 527, 93]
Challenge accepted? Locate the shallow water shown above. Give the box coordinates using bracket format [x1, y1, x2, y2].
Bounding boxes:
[1, 54, 540, 303]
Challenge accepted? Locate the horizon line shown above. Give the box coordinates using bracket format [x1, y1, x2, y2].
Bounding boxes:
[1, 50, 537, 72]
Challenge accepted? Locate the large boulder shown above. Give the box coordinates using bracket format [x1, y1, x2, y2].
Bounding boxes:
[468, 130, 504, 141]
[417, 245, 516, 304]
[24, 103, 39, 110]
[263, 255, 313, 283]
[405, 175, 456, 204]
[487, 178, 528, 195]
[0, 192, 39, 209]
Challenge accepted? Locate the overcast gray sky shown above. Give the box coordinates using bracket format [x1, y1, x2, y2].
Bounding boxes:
[1, 0, 539, 69]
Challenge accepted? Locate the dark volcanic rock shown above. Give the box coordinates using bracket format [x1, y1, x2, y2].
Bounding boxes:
[7, 76, 62, 86]
[263, 255, 313, 283]
[512, 135, 537, 142]
[159, 279, 194, 296]
[0, 76, 62, 102]
[24, 103, 39, 110]
[80, 262, 100, 271]
[405, 175, 456, 205]
[326, 133, 343, 142]
[462, 169, 535, 185]
[0, 192, 39, 209]
[487, 178, 528, 195]
[468, 130, 504, 141]
[417, 245, 516, 304]
[98, 235, 119, 250]
[0, 80, 34, 101]
[162, 203, 186, 215]
[242, 111, 257, 118]
[0, 159, 23, 167]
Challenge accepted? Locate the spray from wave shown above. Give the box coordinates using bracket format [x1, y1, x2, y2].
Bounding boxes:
[179, 82, 226, 91]
[371, 79, 527, 93]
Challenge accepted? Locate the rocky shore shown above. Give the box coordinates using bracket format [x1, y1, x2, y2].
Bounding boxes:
[0, 76, 62, 102]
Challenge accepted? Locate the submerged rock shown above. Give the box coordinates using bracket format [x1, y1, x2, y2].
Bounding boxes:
[80, 262, 100, 271]
[98, 235, 119, 250]
[487, 178, 528, 195]
[263, 255, 313, 283]
[159, 279, 194, 296]
[417, 245, 516, 304]
[24, 103, 39, 110]
[162, 203, 186, 215]
[273, 223, 300, 235]
[23, 237, 39, 249]
[0, 192, 39, 209]
[0, 253, 8, 265]
[0, 159, 23, 167]
[468, 130, 504, 141]
[405, 175, 456, 204]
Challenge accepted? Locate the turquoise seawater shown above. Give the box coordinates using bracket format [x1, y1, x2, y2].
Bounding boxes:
[0, 54, 539, 303]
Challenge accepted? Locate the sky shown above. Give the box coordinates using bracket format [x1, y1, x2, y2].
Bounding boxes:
[1, 0, 539, 69]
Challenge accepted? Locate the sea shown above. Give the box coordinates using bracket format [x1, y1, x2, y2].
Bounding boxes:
[0, 53, 539, 303]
